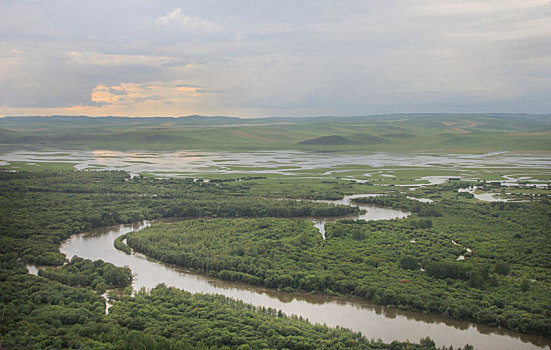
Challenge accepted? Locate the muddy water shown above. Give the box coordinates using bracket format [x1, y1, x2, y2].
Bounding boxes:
[60, 219, 550, 350]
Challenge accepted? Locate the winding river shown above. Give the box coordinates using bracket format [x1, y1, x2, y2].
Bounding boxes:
[311, 194, 408, 238]
[57, 196, 551, 350]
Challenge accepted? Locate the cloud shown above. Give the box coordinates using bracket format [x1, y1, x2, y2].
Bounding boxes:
[134, 96, 162, 103]
[416, 0, 549, 15]
[156, 8, 217, 33]
[175, 84, 201, 88]
[108, 88, 127, 96]
[1, 1, 551, 116]
[91, 82, 209, 106]
[0, 80, 219, 117]
[66, 51, 170, 67]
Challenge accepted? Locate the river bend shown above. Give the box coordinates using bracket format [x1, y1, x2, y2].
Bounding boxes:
[57, 197, 551, 350]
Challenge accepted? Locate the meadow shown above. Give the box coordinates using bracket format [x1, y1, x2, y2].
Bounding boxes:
[1, 113, 550, 152]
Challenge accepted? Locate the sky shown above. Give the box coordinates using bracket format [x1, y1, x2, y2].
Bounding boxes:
[1, 0, 550, 118]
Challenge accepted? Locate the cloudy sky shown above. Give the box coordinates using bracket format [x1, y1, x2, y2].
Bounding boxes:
[1, 0, 550, 117]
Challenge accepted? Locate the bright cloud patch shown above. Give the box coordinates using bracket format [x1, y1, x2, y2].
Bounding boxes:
[156, 8, 217, 33]
[91, 82, 207, 106]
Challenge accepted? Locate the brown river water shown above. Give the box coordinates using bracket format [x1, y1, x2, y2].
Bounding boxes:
[57, 199, 550, 350]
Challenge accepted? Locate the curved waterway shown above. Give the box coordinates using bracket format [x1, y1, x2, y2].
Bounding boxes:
[312, 194, 409, 238]
[59, 203, 550, 350]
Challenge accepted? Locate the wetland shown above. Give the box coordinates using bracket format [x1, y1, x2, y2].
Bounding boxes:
[1, 147, 550, 349]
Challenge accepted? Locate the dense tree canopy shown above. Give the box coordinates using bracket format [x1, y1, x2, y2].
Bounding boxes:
[1, 170, 444, 349]
[38, 256, 132, 293]
[0, 169, 548, 348]
[0, 170, 358, 265]
[126, 192, 551, 336]
[1, 254, 444, 349]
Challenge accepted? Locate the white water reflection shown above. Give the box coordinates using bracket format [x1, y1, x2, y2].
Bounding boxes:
[407, 196, 433, 203]
[26, 265, 39, 275]
[458, 186, 519, 202]
[2, 150, 550, 178]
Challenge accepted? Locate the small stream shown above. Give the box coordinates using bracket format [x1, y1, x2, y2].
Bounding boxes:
[311, 194, 409, 238]
[458, 186, 510, 202]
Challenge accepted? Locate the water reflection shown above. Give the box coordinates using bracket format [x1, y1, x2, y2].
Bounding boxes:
[2, 150, 550, 178]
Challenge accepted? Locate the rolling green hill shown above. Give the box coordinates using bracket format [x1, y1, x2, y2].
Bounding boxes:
[0, 113, 550, 152]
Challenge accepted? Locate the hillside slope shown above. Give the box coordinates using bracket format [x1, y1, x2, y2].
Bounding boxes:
[0, 114, 549, 152]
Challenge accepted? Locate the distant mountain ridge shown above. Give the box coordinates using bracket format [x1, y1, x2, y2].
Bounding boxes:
[2, 113, 551, 124]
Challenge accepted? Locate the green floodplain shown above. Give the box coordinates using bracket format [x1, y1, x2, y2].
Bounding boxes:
[1, 113, 550, 349]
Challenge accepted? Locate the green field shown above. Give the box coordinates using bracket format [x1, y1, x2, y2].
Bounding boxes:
[1, 113, 550, 152]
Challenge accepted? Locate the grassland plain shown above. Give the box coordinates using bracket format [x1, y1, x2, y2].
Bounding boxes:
[1, 113, 550, 152]
[0, 160, 79, 171]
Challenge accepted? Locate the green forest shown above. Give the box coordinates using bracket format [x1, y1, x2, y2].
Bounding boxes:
[0, 170, 358, 266]
[1, 169, 549, 348]
[38, 256, 133, 293]
[124, 189, 551, 336]
[3, 256, 446, 349]
[1, 170, 456, 349]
